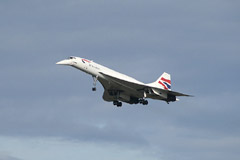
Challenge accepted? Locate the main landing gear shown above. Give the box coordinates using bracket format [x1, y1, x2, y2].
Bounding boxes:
[113, 101, 122, 107]
[139, 99, 148, 105]
[92, 76, 98, 91]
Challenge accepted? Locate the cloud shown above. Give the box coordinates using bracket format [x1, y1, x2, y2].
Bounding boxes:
[0, 154, 23, 160]
[1, 91, 240, 160]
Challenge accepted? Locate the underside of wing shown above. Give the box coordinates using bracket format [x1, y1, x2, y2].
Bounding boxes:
[98, 72, 192, 104]
[99, 72, 146, 94]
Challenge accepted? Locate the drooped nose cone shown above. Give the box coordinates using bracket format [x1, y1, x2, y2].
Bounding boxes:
[56, 59, 72, 65]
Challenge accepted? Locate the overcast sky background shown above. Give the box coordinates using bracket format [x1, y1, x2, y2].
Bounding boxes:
[0, 0, 240, 160]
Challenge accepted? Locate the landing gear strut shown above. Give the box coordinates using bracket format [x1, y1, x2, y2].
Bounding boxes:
[92, 75, 98, 91]
[113, 101, 122, 107]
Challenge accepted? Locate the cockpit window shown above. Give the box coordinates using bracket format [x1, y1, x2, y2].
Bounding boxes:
[69, 56, 76, 59]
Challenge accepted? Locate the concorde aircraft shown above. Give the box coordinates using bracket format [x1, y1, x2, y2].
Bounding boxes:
[56, 56, 191, 107]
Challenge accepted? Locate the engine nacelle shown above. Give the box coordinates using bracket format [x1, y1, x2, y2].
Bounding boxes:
[119, 93, 139, 104]
[167, 94, 176, 102]
[103, 90, 140, 104]
[119, 93, 130, 102]
[103, 91, 114, 102]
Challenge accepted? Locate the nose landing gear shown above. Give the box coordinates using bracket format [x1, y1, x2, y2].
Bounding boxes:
[92, 76, 98, 91]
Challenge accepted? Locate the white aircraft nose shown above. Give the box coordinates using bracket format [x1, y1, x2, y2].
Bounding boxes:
[56, 59, 72, 65]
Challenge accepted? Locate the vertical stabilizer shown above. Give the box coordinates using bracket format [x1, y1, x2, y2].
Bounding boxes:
[149, 72, 171, 90]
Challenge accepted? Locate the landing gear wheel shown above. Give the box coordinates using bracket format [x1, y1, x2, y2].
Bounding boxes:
[139, 99, 148, 105]
[143, 100, 148, 105]
[113, 101, 122, 107]
[113, 101, 118, 106]
[117, 102, 122, 107]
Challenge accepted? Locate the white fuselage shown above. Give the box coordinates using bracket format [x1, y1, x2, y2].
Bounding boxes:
[69, 57, 145, 86]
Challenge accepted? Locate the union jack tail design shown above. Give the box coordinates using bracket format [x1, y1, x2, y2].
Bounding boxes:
[156, 72, 171, 90]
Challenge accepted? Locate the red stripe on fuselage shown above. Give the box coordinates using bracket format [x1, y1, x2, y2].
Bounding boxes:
[158, 81, 168, 90]
[161, 77, 171, 84]
[82, 59, 91, 63]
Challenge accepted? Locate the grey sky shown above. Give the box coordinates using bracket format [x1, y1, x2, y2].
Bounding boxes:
[0, 0, 240, 160]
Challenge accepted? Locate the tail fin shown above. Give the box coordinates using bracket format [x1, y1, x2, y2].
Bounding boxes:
[151, 72, 171, 90]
